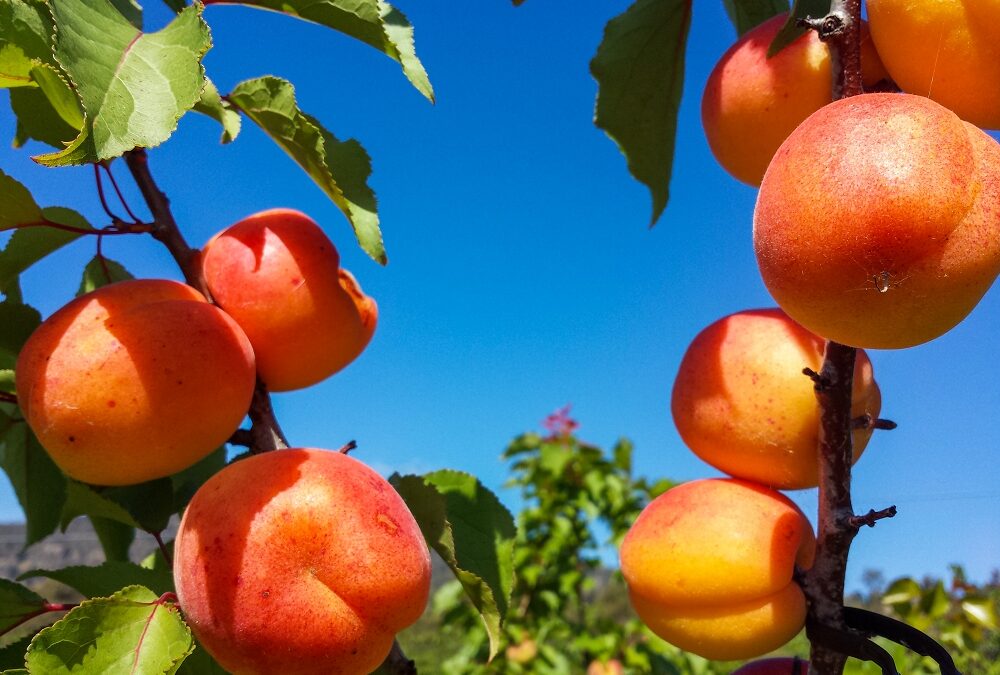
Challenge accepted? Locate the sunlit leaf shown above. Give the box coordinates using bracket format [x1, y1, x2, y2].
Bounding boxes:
[591, 0, 692, 225]
[391, 471, 516, 660]
[228, 76, 384, 263]
[192, 78, 241, 144]
[25, 585, 193, 674]
[203, 0, 433, 101]
[34, 0, 211, 166]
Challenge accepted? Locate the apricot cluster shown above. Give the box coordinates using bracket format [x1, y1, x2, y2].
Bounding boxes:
[13, 209, 426, 673]
[621, 307, 880, 659]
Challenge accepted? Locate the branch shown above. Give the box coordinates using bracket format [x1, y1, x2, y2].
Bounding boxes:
[375, 640, 417, 675]
[799, 2, 871, 673]
[0, 391, 17, 405]
[122, 149, 288, 455]
[849, 506, 897, 529]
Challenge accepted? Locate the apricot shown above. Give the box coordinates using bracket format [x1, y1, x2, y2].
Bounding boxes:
[173, 448, 431, 675]
[201, 208, 377, 392]
[732, 657, 809, 674]
[15, 279, 255, 486]
[754, 93, 1000, 349]
[702, 14, 887, 186]
[672, 309, 881, 489]
[620, 479, 815, 661]
[867, 0, 1000, 129]
[587, 659, 625, 675]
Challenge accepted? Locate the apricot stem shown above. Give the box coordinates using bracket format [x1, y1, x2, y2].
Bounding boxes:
[121, 150, 291, 457]
[337, 440, 358, 455]
[153, 530, 172, 566]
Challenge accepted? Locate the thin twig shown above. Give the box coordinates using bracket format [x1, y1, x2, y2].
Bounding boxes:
[0, 392, 17, 404]
[122, 149, 290, 456]
[101, 161, 142, 224]
[94, 163, 123, 223]
[849, 507, 897, 530]
[152, 530, 172, 566]
[851, 415, 897, 431]
[1, 603, 76, 638]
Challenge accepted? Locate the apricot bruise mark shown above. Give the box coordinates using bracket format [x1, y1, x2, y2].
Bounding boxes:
[376, 512, 400, 535]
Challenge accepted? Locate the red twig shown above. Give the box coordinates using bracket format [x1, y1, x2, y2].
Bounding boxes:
[152, 531, 172, 566]
[94, 163, 123, 224]
[101, 162, 142, 224]
[1, 603, 75, 638]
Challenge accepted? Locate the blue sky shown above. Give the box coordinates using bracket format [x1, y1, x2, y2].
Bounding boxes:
[2, 1, 998, 591]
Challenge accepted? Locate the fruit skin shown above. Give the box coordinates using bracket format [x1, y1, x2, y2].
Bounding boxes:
[754, 93, 1000, 349]
[732, 657, 809, 674]
[867, 0, 1000, 129]
[672, 308, 880, 489]
[620, 479, 815, 661]
[173, 448, 432, 675]
[702, 14, 887, 186]
[201, 208, 377, 392]
[15, 279, 255, 486]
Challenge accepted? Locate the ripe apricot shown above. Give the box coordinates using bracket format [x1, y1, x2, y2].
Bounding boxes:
[702, 14, 886, 186]
[201, 209, 377, 392]
[867, 0, 1000, 129]
[15, 279, 254, 486]
[173, 448, 431, 675]
[754, 93, 1000, 348]
[620, 479, 815, 661]
[672, 309, 880, 489]
[733, 657, 809, 674]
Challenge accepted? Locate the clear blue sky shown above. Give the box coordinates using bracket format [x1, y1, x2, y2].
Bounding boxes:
[2, 1, 997, 591]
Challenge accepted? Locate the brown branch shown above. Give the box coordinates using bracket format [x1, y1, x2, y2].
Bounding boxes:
[247, 377, 289, 453]
[122, 148, 289, 456]
[13, 219, 152, 236]
[123, 149, 206, 296]
[851, 415, 897, 431]
[375, 641, 417, 675]
[0, 391, 17, 404]
[849, 506, 897, 530]
[799, 2, 869, 673]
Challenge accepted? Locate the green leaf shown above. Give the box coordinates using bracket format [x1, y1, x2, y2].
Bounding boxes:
[205, 0, 433, 101]
[882, 576, 921, 614]
[0, 169, 43, 232]
[960, 596, 999, 631]
[612, 438, 633, 473]
[25, 585, 193, 674]
[0, 636, 31, 671]
[109, 0, 142, 28]
[28, 63, 83, 130]
[20, 562, 174, 598]
[723, 0, 788, 36]
[0, 0, 59, 78]
[61, 478, 175, 534]
[0, 370, 14, 393]
[768, 0, 829, 56]
[0, 300, 41, 365]
[76, 255, 133, 295]
[33, 0, 211, 166]
[391, 471, 516, 660]
[162, 0, 186, 12]
[919, 580, 950, 619]
[591, 0, 692, 225]
[228, 76, 384, 263]
[91, 516, 135, 562]
[0, 424, 67, 546]
[192, 77, 240, 143]
[9, 86, 78, 149]
[0, 578, 45, 633]
[0, 207, 91, 291]
[169, 446, 224, 513]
